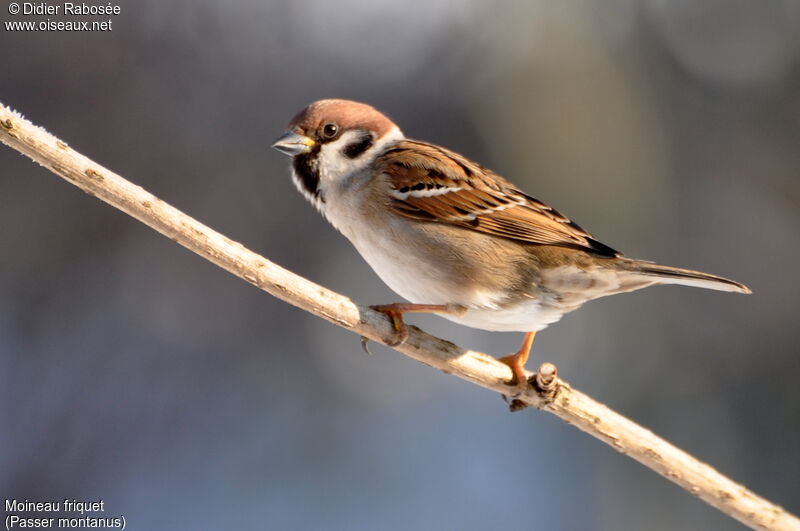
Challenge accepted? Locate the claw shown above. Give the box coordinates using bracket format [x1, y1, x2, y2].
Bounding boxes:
[360, 336, 373, 355]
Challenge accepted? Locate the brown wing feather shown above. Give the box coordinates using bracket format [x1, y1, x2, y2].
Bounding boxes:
[377, 140, 619, 257]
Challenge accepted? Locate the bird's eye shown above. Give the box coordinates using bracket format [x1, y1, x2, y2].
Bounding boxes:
[321, 123, 339, 139]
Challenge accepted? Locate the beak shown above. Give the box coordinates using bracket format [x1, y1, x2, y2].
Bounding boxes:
[271, 131, 315, 156]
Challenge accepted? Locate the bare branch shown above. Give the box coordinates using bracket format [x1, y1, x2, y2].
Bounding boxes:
[1, 102, 796, 531]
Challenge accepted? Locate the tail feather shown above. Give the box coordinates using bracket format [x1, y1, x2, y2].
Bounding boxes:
[619, 259, 751, 294]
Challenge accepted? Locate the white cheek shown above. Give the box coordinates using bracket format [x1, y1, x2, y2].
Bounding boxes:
[316, 127, 404, 185]
[317, 131, 367, 181]
[311, 126, 404, 231]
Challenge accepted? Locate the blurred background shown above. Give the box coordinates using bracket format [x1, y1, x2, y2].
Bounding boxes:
[2, 1, 799, 529]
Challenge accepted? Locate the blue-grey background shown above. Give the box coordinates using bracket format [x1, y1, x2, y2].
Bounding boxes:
[2, 1, 799, 529]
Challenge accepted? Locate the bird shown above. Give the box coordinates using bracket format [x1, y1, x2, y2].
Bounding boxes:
[272, 99, 750, 388]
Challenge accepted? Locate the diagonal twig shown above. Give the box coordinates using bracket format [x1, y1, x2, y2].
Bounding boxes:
[1, 102, 797, 531]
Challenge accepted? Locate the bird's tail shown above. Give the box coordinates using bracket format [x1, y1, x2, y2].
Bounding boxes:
[617, 259, 751, 294]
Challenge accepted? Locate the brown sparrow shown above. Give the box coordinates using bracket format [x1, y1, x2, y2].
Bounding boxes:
[272, 99, 750, 387]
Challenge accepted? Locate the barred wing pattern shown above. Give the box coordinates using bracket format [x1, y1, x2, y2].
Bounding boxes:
[377, 140, 619, 257]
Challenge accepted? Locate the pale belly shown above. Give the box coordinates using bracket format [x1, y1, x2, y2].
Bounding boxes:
[332, 211, 567, 333]
[439, 300, 567, 332]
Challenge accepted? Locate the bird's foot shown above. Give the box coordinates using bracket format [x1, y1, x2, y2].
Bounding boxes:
[498, 352, 530, 390]
[367, 303, 466, 347]
[497, 331, 537, 390]
[369, 304, 410, 346]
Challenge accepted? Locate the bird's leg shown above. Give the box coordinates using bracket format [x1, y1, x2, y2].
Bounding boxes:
[367, 303, 467, 347]
[498, 331, 536, 388]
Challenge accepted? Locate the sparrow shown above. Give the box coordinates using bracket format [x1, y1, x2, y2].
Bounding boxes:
[272, 99, 750, 388]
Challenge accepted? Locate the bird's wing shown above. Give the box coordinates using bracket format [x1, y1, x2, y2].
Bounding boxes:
[376, 139, 619, 257]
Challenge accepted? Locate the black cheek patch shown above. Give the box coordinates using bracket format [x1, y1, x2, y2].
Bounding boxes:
[293, 154, 321, 198]
[343, 134, 374, 159]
